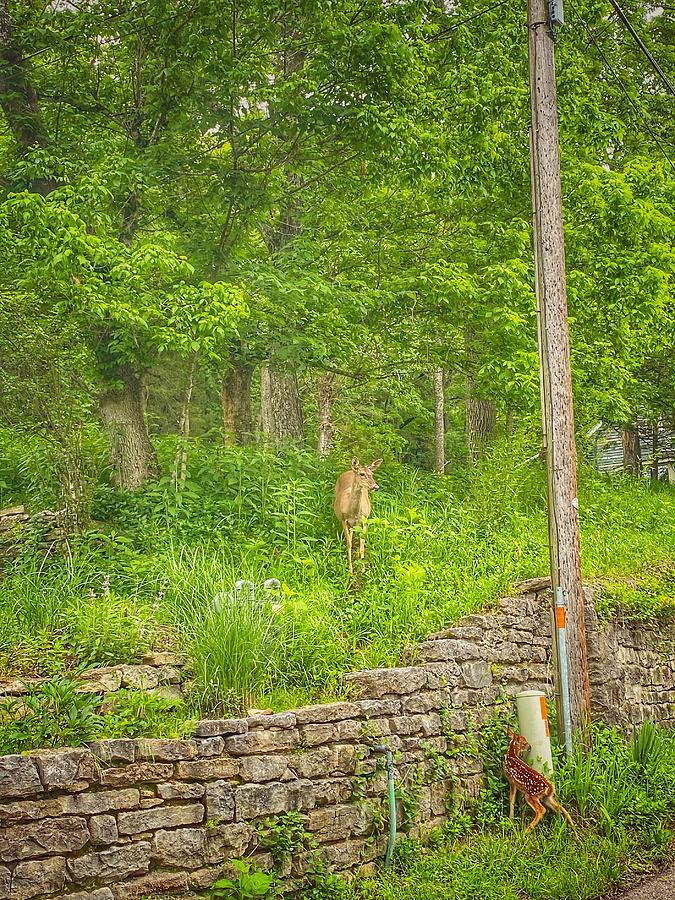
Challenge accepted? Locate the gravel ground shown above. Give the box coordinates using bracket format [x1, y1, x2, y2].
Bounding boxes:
[612, 868, 675, 900]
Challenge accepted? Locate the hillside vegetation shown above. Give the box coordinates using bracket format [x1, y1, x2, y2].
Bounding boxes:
[2, 435, 674, 735]
[0, 0, 673, 758]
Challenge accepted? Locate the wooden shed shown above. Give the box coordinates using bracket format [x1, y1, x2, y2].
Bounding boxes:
[588, 420, 675, 481]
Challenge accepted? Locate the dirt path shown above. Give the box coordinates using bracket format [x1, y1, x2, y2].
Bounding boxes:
[612, 868, 675, 899]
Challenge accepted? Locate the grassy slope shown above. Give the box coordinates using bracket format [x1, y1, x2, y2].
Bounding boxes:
[1, 439, 675, 715]
[1, 440, 675, 900]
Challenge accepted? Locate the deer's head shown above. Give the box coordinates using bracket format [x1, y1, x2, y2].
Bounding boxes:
[507, 726, 530, 755]
[351, 457, 382, 491]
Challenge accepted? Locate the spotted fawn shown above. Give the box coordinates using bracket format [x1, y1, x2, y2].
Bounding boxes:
[504, 727, 575, 832]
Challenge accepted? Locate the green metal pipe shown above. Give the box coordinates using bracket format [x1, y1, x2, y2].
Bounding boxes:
[374, 745, 397, 869]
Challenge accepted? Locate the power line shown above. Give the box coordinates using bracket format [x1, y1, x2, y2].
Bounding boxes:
[569, 4, 675, 172]
[430, 0, 512, 41]
[606, 0, 675, 99]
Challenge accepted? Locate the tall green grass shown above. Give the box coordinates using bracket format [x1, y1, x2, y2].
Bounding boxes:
[0, 559, 154, 675]
[351, 828, 667, 900]
[159, 548, 286, 713]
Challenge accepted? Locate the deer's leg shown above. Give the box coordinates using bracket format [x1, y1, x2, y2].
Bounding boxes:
[359, 520, 367, 561]
[343, 523, 354, 575]
[544, 794, 576, 830]
[524, 794, 546, 832]
[508, 783, 518, 819]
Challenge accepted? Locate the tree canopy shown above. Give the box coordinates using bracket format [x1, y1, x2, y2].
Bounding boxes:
[1, 0, 673, 514]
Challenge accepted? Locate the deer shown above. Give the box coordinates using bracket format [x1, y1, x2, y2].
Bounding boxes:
[334, 457, 382, 575]
[504, 727, 575, 832]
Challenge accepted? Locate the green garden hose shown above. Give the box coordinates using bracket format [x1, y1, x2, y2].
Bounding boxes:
[374, 744, 397, 869]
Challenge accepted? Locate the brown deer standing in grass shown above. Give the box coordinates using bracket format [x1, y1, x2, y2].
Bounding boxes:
[504, 727, 575, 832]
[334, 458, 382, 575]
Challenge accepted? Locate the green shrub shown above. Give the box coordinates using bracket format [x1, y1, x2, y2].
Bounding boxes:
[62, 595, 154, 666]
[0, 677, 102, 753]
[631, 720, 669, 771]
[101, 689, 193, 739]
[556, 724, 675, 837]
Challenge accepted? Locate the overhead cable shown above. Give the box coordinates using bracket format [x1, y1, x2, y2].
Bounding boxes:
[430, 0, 512, 41]
[606, 0, 675, 99]
[569, 3, 675, 172]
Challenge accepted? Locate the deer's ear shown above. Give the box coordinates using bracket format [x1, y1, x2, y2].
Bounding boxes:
[369, 458, 383, 470]
[351, 457, 360, 471]
[506, 726, 515, 738]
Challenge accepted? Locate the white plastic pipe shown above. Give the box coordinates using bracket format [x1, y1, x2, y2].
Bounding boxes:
[516, 690, 554, 774]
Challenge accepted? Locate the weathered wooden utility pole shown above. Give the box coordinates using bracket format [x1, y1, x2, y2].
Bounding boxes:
[528, 0, 592, 744]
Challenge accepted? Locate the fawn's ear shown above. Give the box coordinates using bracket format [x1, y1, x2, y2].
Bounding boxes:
[369, 458, 383, 470]
[506, 726, 515, 738]
[351, 457, 360, 471]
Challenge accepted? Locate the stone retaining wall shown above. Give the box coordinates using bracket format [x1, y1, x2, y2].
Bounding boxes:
[0, 654, 186, 704]
[0, 585, 673, 900]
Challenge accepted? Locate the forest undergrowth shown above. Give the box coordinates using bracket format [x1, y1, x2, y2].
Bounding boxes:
[1, 433, 674, 750]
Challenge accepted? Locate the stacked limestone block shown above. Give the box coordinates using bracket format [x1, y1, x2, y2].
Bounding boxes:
[0, 652, 495, 899]
[0, 653, 186, 704]
[585, 601, 675, 727]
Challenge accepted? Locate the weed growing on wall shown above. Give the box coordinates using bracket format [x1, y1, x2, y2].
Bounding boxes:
[421, 741, 452, 783]
[210, 860, 280, 900]
[470, 706, 517, 827]
[396, 764, 425, 832]
[253, 812, 349, 899]
[258, 812, 312, 869]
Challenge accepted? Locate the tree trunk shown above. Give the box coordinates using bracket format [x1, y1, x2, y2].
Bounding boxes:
[260, 364, 304, 445]
[466, 396, 496, 461]
[100, 366, 159, 490]
[433, 367, 445, 473]
[222, 361, 254, 446]
[57, 430, 89, 535]
[651, 420, 660, 482]
[621, 422, 642, 478]
[465, 329, 496, 462]
[173, 354, 197, 489]
[0, 0, 56, 192]
[0, 0, 48, 150]
[259, 150, 304, 448]
[317, 372, 335, 458]
[506, 407, 516, 438]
